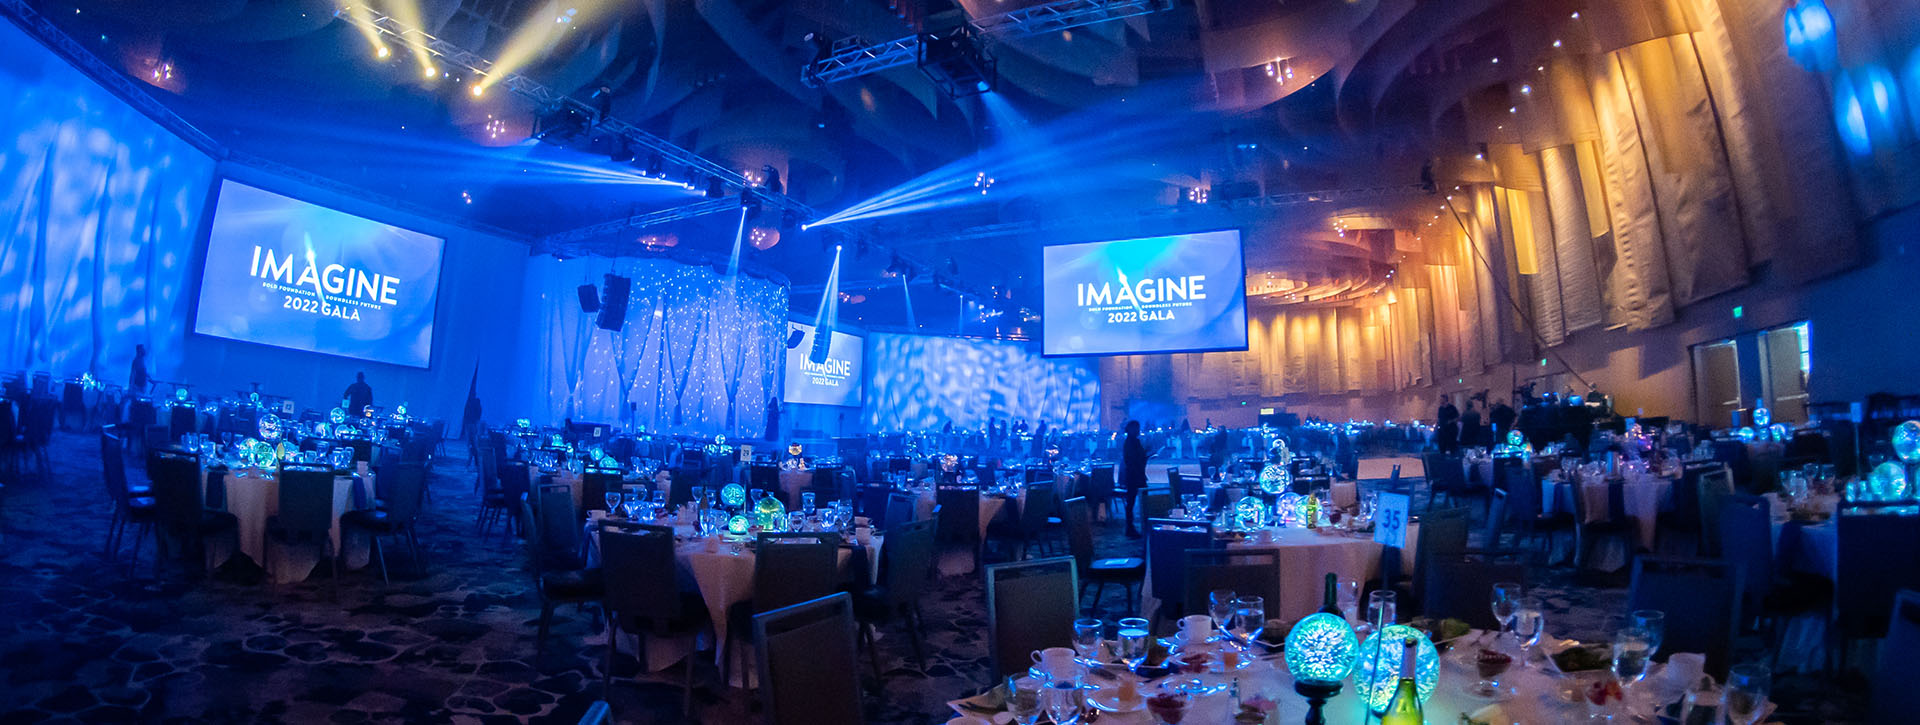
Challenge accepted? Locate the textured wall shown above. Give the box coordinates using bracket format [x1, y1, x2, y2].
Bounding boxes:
[864, 333, 1100, 432]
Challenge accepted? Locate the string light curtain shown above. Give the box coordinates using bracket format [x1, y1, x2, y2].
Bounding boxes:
[864, 333, 1100, 432]
[521, 255, 788, 437]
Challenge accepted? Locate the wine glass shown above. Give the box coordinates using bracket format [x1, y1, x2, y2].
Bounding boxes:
[1679, 676, 1722, 725]
[1042, 678, 1082, 725]
[1512, 596, 1545, 665]
[1072, 618, 1103, 659]
[1208, 589, 1238, 634]
[604, 491, 622, 515]
[652, 489, 669, 517]
[1007, 676, 1045, 725]
[1491, 582, 1522, 638]
[1628, 610, 1665, 660]
[801, 491, 816, 511]
[1116, 617, 1150, 676]
[1724, 664, 1770, 725]
[621, 494, 642, 519]
[1232, 596, 1265, 637]
[1610, 627, 1654, 688]
[1367, 590, 1398, 631]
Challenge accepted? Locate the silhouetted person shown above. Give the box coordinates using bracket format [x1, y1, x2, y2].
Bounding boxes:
[1435, 394, 1460, 454]
[129, 344, 150, 394]
[1490, 399, 1517, 438]
[344, 372, 373, 417]
[1122, 420, 1150, 537]
[1461, 400, 1484, 448]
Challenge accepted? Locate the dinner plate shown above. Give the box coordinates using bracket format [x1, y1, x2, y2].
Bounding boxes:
[1080, 680, 1148, 713]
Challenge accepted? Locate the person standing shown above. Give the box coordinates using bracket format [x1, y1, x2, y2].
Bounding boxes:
[1435, 394, 1460, 454]
[1122, 420, 1150, 538]
[343, 372, 374, 417]
[1461, 400, 1484, 448]
[1489, 397, 1517, 439]
[129, 344, 150, 395]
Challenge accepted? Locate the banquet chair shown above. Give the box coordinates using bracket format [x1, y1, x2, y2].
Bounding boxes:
[1716, 496, 1777, 620]
[754, 592, 865, 725]
[1168, 468, 1201, 497]
[667, 468, 698, 508]
[267, 465, 340, 590]
[1089, 465, 1119, 518]
[342, 462, 427, 584]
[934, 484, 983, 571]
[472, 438, 496, 492]
[148, 448, 238, 578]
[1146, 518, 1217, 628]
[520, 494, 603, 651]
[1655, 462, 1715, 554]
[1629, 555, 1743, 679]
[1571, 478, 1634, 569]
[856, 484, 891, 528]
[1182, 549, 1281, 623]
[582, 470, 620, 513]
[600, 524, 705, 714]
[750, 464, 779, 490]
[1063, 497, 1142, 615]
[1695, 467, 1735, 557]
[985, 556, 1078, 680]
[18, 397, 55, 479]
[1001, 482, 1056, 560]
[853, 517, 937, 675]
[725, 532, 840, 687]
[1421, 452, 1463, 510]
[1501, 464, 1571, 561]
[1483, 489, 1509, 549]
[1408, 507, 1472, 614]
[1870, 590, 1920, 724]
[1419, 554, 1527, 631]
[1139, 490, 1175, 521]
[1832, 513, 1920, 672]
[100, 426, 156, 564]
[482, 463, 531, 542]
[884, 491, 919, 531]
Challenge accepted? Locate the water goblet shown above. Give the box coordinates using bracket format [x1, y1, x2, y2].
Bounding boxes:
[1232, 596, 1265, 637]
[1512, 596, 1545, 665]
[1610, 626, 1654, 688]
[1628, 610, 1664, 659]
[1072, 618, 1103, 659]
[1491, 581, 1522, 638]
[1208, 589, 1237, 634]
[1007, 676, 1045, 725]
[1724, 664, 1770, 725]
[1367, 590, 1398, 631]
[604, 491, 622, 515]
[1679, 676, 1722, 725]
[1042, 677, 1082, 725]
[1116, 617, 1150, 676]
[801, 491, 816, 511]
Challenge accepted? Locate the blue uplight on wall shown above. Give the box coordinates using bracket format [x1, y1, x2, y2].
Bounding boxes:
[1835, 66, 1903, 156]
[1785, 0, 1838, 73]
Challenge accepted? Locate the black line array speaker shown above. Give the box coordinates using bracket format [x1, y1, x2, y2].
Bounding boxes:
[577, 284, 600, 313]
[596, 274, 630, 331]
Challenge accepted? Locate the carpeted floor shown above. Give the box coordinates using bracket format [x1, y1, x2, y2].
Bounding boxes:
[0, 431, 1866, 723]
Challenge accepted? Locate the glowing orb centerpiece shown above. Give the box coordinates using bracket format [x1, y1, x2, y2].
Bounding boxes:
[727, 515, 750, 535]
[1352, 625, 1440, 712]
[754, 493, 787, 530]
[175, 388, 189, 402]
[242, 437, 276, 469]
[1893, 420, 1920, 464]
[1736, 426, 1757, 443]
[1868, 461, 1911, 500]
[788, 442, 804, 457]
[1284, 613, 1359, 684]
[1275, 493, 1304, 527]
[330, 408, 348, 426]
[258, 414, 283, 442]
[721, 483, 747, 508]
[1233, 495, 1268, 530]
[1258, 463, 1291, 495]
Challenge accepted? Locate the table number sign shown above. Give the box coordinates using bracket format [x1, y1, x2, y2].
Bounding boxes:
[1373, 491, 1411, 548]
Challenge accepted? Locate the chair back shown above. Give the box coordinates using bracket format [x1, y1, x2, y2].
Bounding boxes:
[1835, 513, 1920, 639]
[100, 427, 131, 504]
[667, 468, 698, 508]
[147, 449, 204, 529]
[1017, 483, 1054, 535]
[1182, 549, 1280, 622]
[1090, 465, 1116, 498]
[752, 533, 840, 613]
[884, 491, 919, 530]
[753, 593, 864, 725]
[750, 464, 779, 490]
[277, 466, 339, 543]
[582, 471, 620, 512]
[498, 463, 532, 506]
[1484, 489, 1508, 546]
[168, 404, 197, 442]
[1412, 507, 1472, 605]
[536, 483, 580, 563]
[1169, 468, 1201, 497]
[1139, 490, 1175, 520]
[1064, 497, 1097, 570]
[1716, 495, 1773, 614]
[857, 484, 890, 528]
[601, 524, 683, 627]
[985, 556, 1078, 679]
[1696, 467, 1734, 556]
[1420, 555, 1527, 630]
[1146, 518, 1216, 614]
[1629, 555, 1743, 678]
[382, 462, 428, 526]
[935, 485, 980, 543]
[1871, 589, 1920, 724]
[1423, 452, 1461, 495]
[478, 444, 500, 492]
[878, 518, 938, 607]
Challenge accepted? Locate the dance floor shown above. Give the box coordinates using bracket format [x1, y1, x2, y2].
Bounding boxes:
[0, 431, 1867, 723]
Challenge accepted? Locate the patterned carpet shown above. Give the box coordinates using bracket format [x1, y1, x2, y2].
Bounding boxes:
[0, 431, 1866, 723]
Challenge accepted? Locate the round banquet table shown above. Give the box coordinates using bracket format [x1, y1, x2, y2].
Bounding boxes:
[201, 466, 374, 583]
[955, 634, 1699, 725]
[914, 486, 1021, 540]
[1138, 526, 1398, 624]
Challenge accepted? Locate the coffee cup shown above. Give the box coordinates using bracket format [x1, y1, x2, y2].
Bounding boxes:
[1178, 615, 1212, 643]
[1030, 647, 1077, 678]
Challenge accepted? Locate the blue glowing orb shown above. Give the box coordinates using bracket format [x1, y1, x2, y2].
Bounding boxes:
[329, 408, 347, 425]
[1785, 0, 1838, 73]
[396, 403, 408, 417]
[1352, 625, 1440, 713]
[1753, 401, 1771, 427]
[1507, 430, 1525, 447]
[754, 494, 787, 530]
[515, 418, 531, 431]
[243, 438, 275, 469]
[175, 387, 189, 402]
[1894, 421, 1920, 464]
[727, 515, 750, 535]
[258, 414, 283, 442]
[1234, 495, 1268, 529]
[1869, 461, 1910, 500]
[1258, 464, 1290, 495]
[721, 483, 747, 507]
[1737, 426, 1757, 443]
[1283, 613, 1358, 683]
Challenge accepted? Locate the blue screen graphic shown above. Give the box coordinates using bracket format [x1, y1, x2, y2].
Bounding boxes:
[192, 180, 446, 368]
[783, 322, 864, 407]
[1042, 230, 1248, 356]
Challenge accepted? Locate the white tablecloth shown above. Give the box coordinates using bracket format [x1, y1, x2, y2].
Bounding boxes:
[1542, 473, 1673, 548]
[203, 467, 373, 583]
[914, 488, 1020, 539]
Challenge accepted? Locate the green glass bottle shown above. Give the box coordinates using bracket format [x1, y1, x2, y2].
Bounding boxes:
[1318, 572, 1341, 616]
[1379, 636, 1423, 725]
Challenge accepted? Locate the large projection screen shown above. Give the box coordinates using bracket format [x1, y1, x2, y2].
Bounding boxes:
[1041, 229, 1248, 356]
[192, 180, 446, 368]
[783, 322, 865, 407]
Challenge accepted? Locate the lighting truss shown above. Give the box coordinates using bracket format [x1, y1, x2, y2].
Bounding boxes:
[801, 0, 1172, 88]
[889, 184, 1432, 245]
[536, 198, 743, 254]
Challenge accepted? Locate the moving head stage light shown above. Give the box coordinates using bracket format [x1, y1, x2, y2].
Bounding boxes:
[918, 24, 995, 99]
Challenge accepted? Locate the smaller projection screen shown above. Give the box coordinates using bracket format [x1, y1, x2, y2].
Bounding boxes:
[192, 180, 446, 368]
[1041, 230, 1248, 356]
[783, 322, 865, 407]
